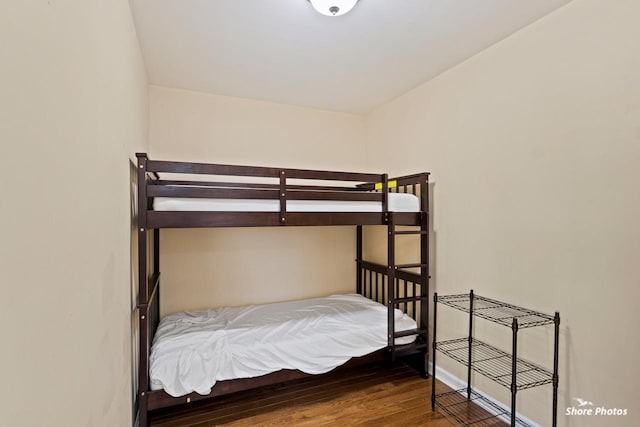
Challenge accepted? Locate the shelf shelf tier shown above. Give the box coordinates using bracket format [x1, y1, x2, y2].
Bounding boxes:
[437, 294, 555, 328]
[436, 337, 553, 391]
[435, 388, 532, 427]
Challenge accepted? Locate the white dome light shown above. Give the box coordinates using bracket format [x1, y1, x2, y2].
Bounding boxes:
[308, 0, 359, 17]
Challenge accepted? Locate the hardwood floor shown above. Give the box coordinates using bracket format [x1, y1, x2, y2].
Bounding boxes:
[150, 363, 504, 426]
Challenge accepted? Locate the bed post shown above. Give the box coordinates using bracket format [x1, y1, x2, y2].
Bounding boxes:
[154, 227, 160, 316]
[384, 174, 397, 362]
[356, 225, 362, 295]
[387, 214, 396, 361]
[420, 173, 430, 378]
[136, 152, 150, 427]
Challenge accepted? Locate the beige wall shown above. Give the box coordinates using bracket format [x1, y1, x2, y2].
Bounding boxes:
[148, 86, 367, 315]
[3, 1, 637, 425]
[365, 0, 640, 425]
[0, 1, 148, 426]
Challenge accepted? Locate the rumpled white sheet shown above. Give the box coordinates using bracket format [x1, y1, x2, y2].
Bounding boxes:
[150, 294, 417, 397]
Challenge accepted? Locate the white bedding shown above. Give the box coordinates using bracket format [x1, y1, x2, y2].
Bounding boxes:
[153, 192, 419, 212]
[150, 294, 417, 397]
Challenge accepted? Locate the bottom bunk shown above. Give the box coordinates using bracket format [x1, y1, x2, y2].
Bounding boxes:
[147, 350, 391, 412]
[151, 294, 417, 397]
[139, 261, 428, 424]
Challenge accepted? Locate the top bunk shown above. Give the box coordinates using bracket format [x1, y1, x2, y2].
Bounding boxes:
[136, 153, 429, 229]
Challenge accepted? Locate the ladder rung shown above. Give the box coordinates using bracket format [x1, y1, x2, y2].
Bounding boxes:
[395, 263, 428, 269]
[395, 230, 428, 235]
[393, 296, 429, 304]
[394, 328, 427, 338]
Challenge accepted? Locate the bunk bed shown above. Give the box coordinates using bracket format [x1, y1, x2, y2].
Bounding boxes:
[135, 152, 430, 426]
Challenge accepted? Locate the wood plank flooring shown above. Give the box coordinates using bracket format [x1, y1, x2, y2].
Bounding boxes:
[150, 363, 505, 426]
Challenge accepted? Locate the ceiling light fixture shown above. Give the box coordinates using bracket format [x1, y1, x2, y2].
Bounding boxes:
[308, 0, 360, 17]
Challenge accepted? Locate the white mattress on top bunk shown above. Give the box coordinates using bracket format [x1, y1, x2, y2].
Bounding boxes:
[153, 192, 419, 212]
[150, 293, 417, 397]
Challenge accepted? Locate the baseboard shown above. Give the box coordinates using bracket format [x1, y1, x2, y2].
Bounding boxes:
[429, 363, 540, 427]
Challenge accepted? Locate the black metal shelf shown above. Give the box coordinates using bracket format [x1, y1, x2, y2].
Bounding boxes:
[432, 290, 560, 427]
[435, 389, 532, 427]
[436, 338, 553, 391]
[437, 294, 554, 329]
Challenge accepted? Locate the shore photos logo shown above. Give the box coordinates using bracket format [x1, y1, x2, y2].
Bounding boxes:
[566, 397, 628, 416]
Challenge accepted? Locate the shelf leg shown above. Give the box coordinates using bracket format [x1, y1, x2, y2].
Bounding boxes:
[431, 293, 438, 411]
[511, 318, 519, 426]
[467, 289, 474, 400]
[552, 312, 560, 427]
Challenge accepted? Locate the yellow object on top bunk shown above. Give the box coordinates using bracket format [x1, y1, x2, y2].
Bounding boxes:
[374, 180, 397, 191]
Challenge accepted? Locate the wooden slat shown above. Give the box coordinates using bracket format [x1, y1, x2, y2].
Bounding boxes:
[394, 296, 428, 304]
[149, 186, 383, 202]
[391, 172, 431, 186]
[147, 160, 281, 178]
[156, 180, 356, 192]
[360, 260, 387, 275]
[356, 172, 429, 191]
[413, 281, 417, 319]
[382, 276, 387, 308]
[287, 190, 381, 201]
[395, 269, 422, 285]
[286, 169, 382, 182]
[394, 342, 429, 357]
[147, 159, 381, 182]
[396, 230, 428, 235]
[148, 211, 281, 228]
[375, 272, 379, 303]
[148, 185, 278, 200]
[396, 263, 428, 269]
[282, 212, 389, 227]
[147, 211, 394, 228]
[393, 212, 422, 225]
[360, 260, 423, 285]
[394, 328, 427, 338]
[279, 170, 287, 224]
[147, 272, 160, 305]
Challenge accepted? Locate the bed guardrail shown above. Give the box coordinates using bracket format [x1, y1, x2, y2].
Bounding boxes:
[358, 172, 429, 214]
[359, 260, 425, 321]
[136, 153, 434, 228]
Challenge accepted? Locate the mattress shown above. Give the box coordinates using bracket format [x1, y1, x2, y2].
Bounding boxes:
[150, 294, 417, 397]
[153, 192, 419, 212]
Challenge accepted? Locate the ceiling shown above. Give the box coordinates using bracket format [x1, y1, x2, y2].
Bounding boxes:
[131, 0, 571, 114]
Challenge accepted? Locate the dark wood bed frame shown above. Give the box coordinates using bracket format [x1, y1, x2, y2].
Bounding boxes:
[135, 153, 430, 427]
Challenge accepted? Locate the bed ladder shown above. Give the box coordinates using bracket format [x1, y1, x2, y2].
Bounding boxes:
[387, 210, 430, 376]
